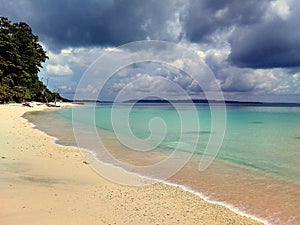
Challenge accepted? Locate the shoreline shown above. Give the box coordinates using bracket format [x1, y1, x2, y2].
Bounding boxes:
[81, 148, 271, 225]
[0, 103, 264, 224]
[28, 107, 300, 224]
[25, 109, 272, 224]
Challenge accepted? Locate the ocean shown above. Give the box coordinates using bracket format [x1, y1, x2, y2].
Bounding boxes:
[25, 103, 300, 225]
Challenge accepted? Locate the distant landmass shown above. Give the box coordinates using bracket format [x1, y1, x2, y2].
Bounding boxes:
[123, 99, 263, 104]
[62, 98, 103, 104]
[63, 99, 101, 103]
[65, 98, 300, 106]
[122, 99, 300, 106]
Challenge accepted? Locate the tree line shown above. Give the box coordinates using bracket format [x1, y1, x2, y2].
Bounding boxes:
[0, 16, 61, 103]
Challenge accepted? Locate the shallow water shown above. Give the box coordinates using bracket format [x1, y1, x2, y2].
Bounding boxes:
[25, 103, 300, 224]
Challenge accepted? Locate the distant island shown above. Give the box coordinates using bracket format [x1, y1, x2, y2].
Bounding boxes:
[62, 99, 101, 103]
[67, 98, 300, 106]
[123, 99, 263, 104]
[56, 98, 300, 106]
[121, 99, 300, 106]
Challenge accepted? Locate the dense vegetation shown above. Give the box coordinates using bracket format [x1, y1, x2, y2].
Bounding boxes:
[0, 17, 60, 103]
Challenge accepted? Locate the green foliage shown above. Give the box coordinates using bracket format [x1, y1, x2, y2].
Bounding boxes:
[0, 16, 61, 103]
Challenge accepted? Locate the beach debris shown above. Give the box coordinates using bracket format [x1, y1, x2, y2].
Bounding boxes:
[22, 101, 32, 107]
[46, 103, 60, 107]
[83, 161, 89, 164]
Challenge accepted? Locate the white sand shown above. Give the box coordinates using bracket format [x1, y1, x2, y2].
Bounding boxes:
[0, 103, 263, 225]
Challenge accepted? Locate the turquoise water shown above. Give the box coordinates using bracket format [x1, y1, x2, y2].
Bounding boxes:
[27, 103, 300, 224]
[62, 103, 300, 182]
[220, 106, 300, 181]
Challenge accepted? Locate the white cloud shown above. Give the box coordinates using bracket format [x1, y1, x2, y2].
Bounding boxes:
[166, 9, 184, 41]
[114, 74, 191, 101]
[104, 47, 123, 53]
[271, 0, 291, 19]
[196, 50, 206, 59]
[173, 59, 184, 69]
[61, 48, 73, 55]
[215, 7, 229, 20]
[46, 64, 73, 76]
[267, 0, 291, 20]
[39, 40, 300, 102]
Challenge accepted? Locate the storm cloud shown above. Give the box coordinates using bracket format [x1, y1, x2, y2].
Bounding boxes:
[228, 0, 300, 68]
[0, 0, 181, 50]
[183, 0, 271, 42]
[1, 0, 299, 69]
[0, 0, 299, 102]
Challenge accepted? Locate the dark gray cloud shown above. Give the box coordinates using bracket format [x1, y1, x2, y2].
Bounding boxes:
[228, 1, 300, 68]
[0, 0, 180, 50]
[1, 0, 299, 69]
[1, 0, 300, 102]
[183, 0, 300, 69]
[183, 0, 271, 42]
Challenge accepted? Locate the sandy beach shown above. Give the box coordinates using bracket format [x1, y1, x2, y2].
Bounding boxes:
[0, 103, 263, 225]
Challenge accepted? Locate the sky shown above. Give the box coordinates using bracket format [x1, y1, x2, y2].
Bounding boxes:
[0, 0, 299, 102]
